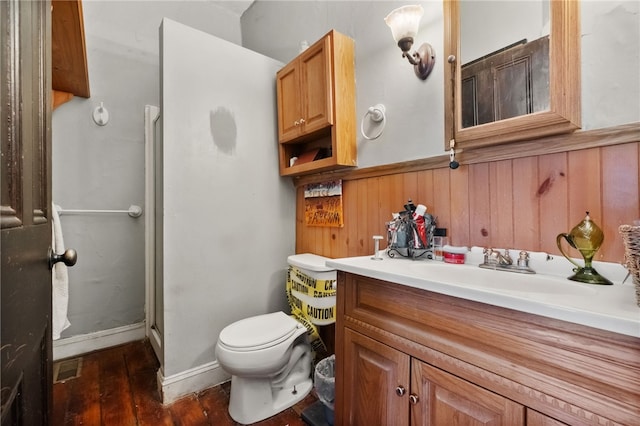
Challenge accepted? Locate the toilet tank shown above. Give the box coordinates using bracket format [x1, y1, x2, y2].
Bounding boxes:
[287, 254, 336, 325]
[287, 253, 337, 284]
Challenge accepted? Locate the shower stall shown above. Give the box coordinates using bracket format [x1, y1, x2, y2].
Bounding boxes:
[144, 18, 296, 403]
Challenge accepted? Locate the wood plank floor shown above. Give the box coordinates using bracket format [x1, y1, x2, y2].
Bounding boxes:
[53, 339, 318, 425]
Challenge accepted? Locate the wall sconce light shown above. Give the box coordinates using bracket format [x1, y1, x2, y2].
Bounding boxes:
[384, 5, 435, 80]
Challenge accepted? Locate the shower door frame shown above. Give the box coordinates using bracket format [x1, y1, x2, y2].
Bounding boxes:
[144, 104, 163, 365]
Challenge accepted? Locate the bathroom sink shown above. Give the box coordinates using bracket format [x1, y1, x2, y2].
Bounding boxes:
[402, 261, 598, 299]
[325, 255, 638, 338]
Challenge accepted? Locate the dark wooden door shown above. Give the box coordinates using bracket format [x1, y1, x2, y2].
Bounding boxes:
[1, 0, 53, 424]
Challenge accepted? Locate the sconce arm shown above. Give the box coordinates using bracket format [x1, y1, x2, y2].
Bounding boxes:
[402, 51, 420, 66]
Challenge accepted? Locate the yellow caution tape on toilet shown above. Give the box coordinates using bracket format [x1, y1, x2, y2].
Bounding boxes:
[286, 267, 336, 325]
[288, 266, 337, 298]
[290, 312, 326, 355]
[286, 266, 337, 355]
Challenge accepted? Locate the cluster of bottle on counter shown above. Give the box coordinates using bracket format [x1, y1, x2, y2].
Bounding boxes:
[386, 199, 447, 260]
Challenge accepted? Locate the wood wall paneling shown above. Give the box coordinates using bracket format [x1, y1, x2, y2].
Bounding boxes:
[536, 152, 569, 256]
[490, 160, 515, 249]
[295, 128, 640, 264]
[601, 143, 640, 263]
[468, 163, 492, 248]
[512, 157, 539, 251]
[567, 149, 604, 259]
[448, 165, 470, 246]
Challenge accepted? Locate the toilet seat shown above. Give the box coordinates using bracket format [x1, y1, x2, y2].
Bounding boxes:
[219, 312, 302, 352]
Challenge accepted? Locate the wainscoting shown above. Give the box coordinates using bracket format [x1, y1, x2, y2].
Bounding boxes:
[295, 123, 639, 264]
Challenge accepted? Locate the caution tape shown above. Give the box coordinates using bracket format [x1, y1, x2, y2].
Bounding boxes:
[288, 266, 336, 298]
[287, 290, 336, 325]
[286, 266, 337, 355]
[289, 312, 326, 355]
[286, 267, 336, 325]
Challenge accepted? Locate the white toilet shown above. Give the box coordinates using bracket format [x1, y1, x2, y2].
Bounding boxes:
[215, 254, 336, 425]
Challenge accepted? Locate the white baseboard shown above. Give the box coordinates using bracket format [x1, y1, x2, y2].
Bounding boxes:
[158, 361, 230, 405]
[52, 322, 146, 361]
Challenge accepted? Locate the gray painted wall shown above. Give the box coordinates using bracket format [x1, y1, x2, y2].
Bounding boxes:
[159, 17, 295, 379]
[52, 0, 638, 365]
[241, 1, 639, 168]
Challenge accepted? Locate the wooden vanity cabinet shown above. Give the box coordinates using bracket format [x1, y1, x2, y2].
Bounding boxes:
[342, 328, 525, 425]
[335, 272, 640, 426]
[276, 30, 356, 176]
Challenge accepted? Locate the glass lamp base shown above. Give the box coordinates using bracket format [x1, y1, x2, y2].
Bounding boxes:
[568, 267, 613, 285]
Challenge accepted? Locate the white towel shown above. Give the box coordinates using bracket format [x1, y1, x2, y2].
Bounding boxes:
[52, 202, 71, 339]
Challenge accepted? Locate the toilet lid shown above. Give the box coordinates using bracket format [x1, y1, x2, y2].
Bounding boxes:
[219, 312, 300, 351]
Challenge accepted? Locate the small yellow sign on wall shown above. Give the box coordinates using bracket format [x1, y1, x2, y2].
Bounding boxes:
[304, 180, 344, 227]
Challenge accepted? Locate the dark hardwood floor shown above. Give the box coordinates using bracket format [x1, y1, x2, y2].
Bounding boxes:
[53, 339, 318, 425]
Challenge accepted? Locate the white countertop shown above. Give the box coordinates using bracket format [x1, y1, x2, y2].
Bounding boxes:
[326, 250, 640, 338]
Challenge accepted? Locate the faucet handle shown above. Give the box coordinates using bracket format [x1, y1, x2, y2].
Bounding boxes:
[517, 250, 530, 268]
[501, 249, 513, 265]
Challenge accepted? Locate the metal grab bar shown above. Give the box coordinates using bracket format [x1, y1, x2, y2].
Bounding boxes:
[54, 204, 143, 218]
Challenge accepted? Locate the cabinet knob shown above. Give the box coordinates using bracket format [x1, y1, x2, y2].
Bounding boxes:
[294, 120, 300, 126]
[395, 386, 406, 397]
[299, 118, 306, 124]
[409, 394, 420, 405]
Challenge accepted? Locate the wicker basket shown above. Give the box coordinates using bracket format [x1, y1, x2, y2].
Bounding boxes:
[619, 224, 640, 306]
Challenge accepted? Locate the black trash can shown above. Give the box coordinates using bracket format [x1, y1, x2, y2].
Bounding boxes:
[314, 354, 335, 425]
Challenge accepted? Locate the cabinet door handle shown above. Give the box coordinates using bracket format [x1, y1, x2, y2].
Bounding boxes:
[395, 386, 406, 397]
[294, 120, 300, 126]
[409, 394, 420, 405]
[299, 118, 306, 124]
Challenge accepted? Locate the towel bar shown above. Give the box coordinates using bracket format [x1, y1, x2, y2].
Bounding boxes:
[54, 204, 143, 218]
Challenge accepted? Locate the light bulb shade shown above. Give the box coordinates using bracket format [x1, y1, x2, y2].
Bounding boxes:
[384, 5, 424, 44]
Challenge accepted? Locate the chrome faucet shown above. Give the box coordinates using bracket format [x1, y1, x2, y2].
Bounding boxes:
[480, 248, 535, 274]
[484, 248, 512, 265]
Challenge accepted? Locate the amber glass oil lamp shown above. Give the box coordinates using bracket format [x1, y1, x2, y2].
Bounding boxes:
[556, 212, 613, 285]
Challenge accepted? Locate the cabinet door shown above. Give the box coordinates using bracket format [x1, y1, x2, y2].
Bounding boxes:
[411, 359, 525, 426]
[276, 60, 302, 142]
[299, 35, 333, 135]
[343, 329, 410, 426]
[527, 409, 567, 426]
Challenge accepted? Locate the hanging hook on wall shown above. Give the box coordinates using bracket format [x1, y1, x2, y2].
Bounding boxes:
[360, 104, 386, 140]
[449, 139, 460, 169]
[93, 102, 110, 126]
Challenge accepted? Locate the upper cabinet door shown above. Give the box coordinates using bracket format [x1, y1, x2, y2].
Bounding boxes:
[277, 36, 333, 143]
[299, 36, 333, 135]
[276, 62, 302, 142]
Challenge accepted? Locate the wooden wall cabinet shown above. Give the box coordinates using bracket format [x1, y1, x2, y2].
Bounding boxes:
[52, 0, 90, 109]
[277, 36, 332, 143]
[335, 272, 640, 425]
[276, 30, 356, 176]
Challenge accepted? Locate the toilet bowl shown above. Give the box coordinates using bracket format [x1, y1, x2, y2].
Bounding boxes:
[215, 254, 336, 425]
[216, 312, 312, 424]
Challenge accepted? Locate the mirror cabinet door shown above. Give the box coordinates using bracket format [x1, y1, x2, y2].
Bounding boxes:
[444, 0, 581, 150]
